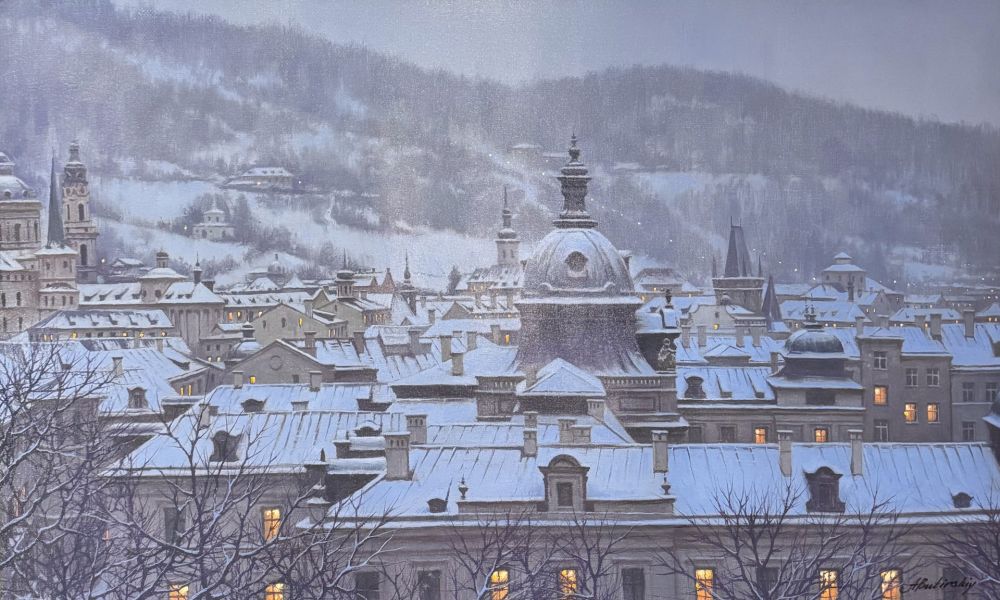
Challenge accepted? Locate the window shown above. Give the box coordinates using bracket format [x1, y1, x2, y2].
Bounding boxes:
[688, 427, 703, 443]
[927, 403, 939, 423]
[926, 368, 940, 387]
[754, 427, 768, 444]
[756, 567, 777, 593]
[695, 569, 714, 600]
[814, 427, 829, 443]
[873, 385, 888, 406]
[806, 467, 845, 513]
[873, 351, 887, 370]
[417, 571, 441, 600]
[265, 583, 284, 600]
[128, 387, 147, 410]
[962, 422, 976, 442]
[903, 403, 917, 424]
[953, 493, 973, 509]
[720, 426, 736, 443]
[355, 572, 380, 600]
[819, 569, 839, 600]
[621, 568, 645, 600]
[209, 431, 240, 462]
[163, 507, 184, 544]
[875, 419, 890, 442]
[685, 376, 706, 399]
[556, 482, 574, 507]
[880, 569, 902, 600]
[987, 383, 999, 403]
[248, 375, 257, 384]
[905, 368, 918, 387]
[962, 382, 976, 402]
[262, 508, 281, 540]
[168, 584, 189, 600]
[558, 569, 578, 599]
[489, 569, 510, 600]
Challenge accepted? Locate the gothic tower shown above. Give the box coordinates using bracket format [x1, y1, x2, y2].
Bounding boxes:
[61, 141, 100, 282]
[495, 186, 519, 267]
[712, 221, 765, 312]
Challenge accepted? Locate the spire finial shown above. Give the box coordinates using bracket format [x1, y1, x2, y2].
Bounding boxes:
[403, 251, 411, 282]
[502, 185, 508, 210]
[568, 133, 580, 162]
[554, 134, 595, 228]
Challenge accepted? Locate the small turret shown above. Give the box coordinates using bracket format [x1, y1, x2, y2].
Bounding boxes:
[496, 186, 520, 267]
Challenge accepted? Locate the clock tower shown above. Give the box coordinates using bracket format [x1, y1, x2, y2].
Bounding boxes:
[61, 141, 100, 282]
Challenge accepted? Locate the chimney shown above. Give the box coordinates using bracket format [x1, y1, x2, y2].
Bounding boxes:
[303, 458, 328, 487]
[490, 323, 502, 344]
[652, 430, 669, 474]
[408, 328, 423, 354]
[309, 370, 322, 392]
[451, 352, 464, 377]
[849, 429, 864, 476]
[155, 337, 164, 353]
[233, 370, 244, 389]
[111, 356, 124, 377]
[914, 313, 926, 331]
[522, 428, 537, 457]
[156, 251, 168, 269]
[202, 279, 215, 292]
[420, 295, 426, 308]
[929, 313, 942, 339]
[735, 325, 747, 347]
[964, 309, 976, 338]
[406, 414, 427, 445]
[439, 335, 452, 362]
[523, 411, 538, 429]
[197, 403, 213, 429]
[384, 432, 411, 480]
[466, 330, 477, 351]
[571, 425, 591, 444]
[770, 351, 781, 374]
[680, 324, 690, 347]
[304, 331, 317, 356]
[558, 418, 575, 444]
[587, 398, 605, 420]
[697, 325, 707, 348]
[304, 298, 314, 318]
[352, 330, 365, 354]
[427, 308, 436, 324]
[751, 325, 763, 347]
[847, 279, 855, 302]
[855, 315, 865, 337]
[192, 264, 202, 285]
[778, 430, 793, 477]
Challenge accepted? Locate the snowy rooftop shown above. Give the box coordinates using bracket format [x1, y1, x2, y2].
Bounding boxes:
[31, 309, 171, 331]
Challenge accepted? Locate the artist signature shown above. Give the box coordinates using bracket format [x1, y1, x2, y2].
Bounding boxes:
[901, 576, 978, 594]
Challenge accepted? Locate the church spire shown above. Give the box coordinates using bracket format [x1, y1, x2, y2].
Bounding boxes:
[403, 251, 412, 284]
[46, 153, 65, 247]
[554, 134, 597, 229]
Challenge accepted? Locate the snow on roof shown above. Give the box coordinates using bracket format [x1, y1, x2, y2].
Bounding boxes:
[781, 300, 866, 324]
[676, 335, 784, 366]
[392, 341, 520, 388]
[701, 344, 750, 360]
[771, 283, 814, 297]
[823, 263, 866, 273]
[240, 167, 293, 177]
[79, 282, 142, 305]
[803, 284, 848, 301]
[767, 376, 865, 391]
[979, 303, 1000, 317]
[890, 307, 963, 323]
[938, 323, 1000, 368]
[220, 290, 312, 307]
[421, 318, 521, 339]
[386, 399, 480, 424]
[204, 383, 388, 413]
[518, 358, 606, 397]
[160, 282, 225, 304]
[905, 294, 944, 305]
[678, 366, 774, 401]
[0, 251, 27, 271]
[425, 415, 632, 448]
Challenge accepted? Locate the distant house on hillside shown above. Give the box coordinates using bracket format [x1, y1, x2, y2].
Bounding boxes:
[224, 166, 295, 190]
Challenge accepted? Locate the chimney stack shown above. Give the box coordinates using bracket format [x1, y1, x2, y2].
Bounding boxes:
[571, 425, 592, 444]
[408, 328, 423, 355]
[406, 414, 427, 445]
[490, 323, 502, 344]
[855, 315, 865, 337]
[352, 330, 365, 354]
[652, 430, 669, 474]
[778, 430, 793, 477]
[697, 325, 707, 348]
[558, 418, 575, 444]
[770, 351, 781, 374]
[736, 325, 747, 347]
[304, 298, 314, 318]
[383, 432, 411, 480]
[914, 313, 926, 331]
[587, 398, 605, 420]
[451, 352, 465, 377]
[427, 308, 436, 324]
[849, 429, 864, 476]
[233, 370, 244, 389]
[964, 309, 976, 338]
[439, 334, 452, 362]
[680, 324, 691, 347]
[522, 427, 537, 457]
[304, 331, 317, 356]
[309, 370, 322, 392]
[155, 337, 164, 353]
[751, 325, 763, 347]
[466, 330, 478, 351]
[523, 411, 538, 429]
[112, 356, 124, 377]
[929, 313, 942, 339]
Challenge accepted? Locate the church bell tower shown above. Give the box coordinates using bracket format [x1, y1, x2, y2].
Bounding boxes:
[61, 141, 100, 282]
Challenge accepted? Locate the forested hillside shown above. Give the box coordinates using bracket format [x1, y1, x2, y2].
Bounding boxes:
[1, 0, 997, 284]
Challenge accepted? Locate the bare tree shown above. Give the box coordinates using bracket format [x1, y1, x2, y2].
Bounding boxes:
[653, 482, 916, 600]
[934, 492, 1000, 599]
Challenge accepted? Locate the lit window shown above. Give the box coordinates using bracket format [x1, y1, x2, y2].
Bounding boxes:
[227, 312, 234, 321]
[168, 584, 189, 600]
[504, 333, 511, 345]
[927, 403, 939, 423]
[489, 569, 509, 600]
[814, 428, 829, 443]
[249, 375, 257, 384]
[903, 403, 917, 423]
[558, 569, 578, 600]
[880, 569, 901, 600]
[712, 323, 719, 330]
[873, 386, 888, 406]
[261, 507, 281, 540]
[819, 569, 838, 600]
[265, 582, 284, 600]
[695, 569, 714, 600]
[873, 351, 887, 370]
[754, 427, 768, 444]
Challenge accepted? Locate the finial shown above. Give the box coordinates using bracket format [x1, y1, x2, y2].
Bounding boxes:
[319, 448, 326, 462]
[458, 475, 468, 500]
[502, 185, 508, 210]
[568, 133, 580, 162]
[661, 474, 671, 495]
[343, 249, 348, 270]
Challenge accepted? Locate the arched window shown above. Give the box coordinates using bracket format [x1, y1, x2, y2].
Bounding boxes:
[684, 376, 706, 400]
[33, 221, 38, 241]
[78, 204, 85, 221]
[128, 387, 147, 410]
[13, 223, 20, 241]
[67, 206, 72, 221]
[209, 431, 240, 462]
[80, 244, 88, 266]
[15, 292, 21, 306]
[805, 467, 845, 513]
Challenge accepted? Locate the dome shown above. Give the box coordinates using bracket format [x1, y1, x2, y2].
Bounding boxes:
[267, 253, 287, 275]
[523, 228, 634, 297]
[784, 327, 844, 355]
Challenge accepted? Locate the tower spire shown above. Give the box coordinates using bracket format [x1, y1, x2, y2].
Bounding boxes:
[47, 153, 65, 247]
[403, 251, 411, 283]
[553, 134, 596, 229]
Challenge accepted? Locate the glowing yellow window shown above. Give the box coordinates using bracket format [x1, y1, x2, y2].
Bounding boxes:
[903, 403, 917, 423]
[489, 568, 509, 600]
[695, 568, 714, 600]
[814, 428, 829, 443]
[70, 331, 78, 339]
[168, 584, 189, 600]
[248, 375, 257, 385]
[927, 403, 939, 423]
[754, 427, 768, 444]
[264, 582, 284, 600]
[880, 569, 901, 600]
[262, 508, 281, 540]
[712, 323, 719, 330]
[503, 333, 511, 345]
[227, 312, 234, 321]
[298, 317, 304, 326]
[819, 569, 838, 600]
[873, 385, 888, 405]
[558, 569, 578, 599]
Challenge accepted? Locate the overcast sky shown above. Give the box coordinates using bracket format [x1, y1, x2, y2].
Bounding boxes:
[116, 0, 1000, 126]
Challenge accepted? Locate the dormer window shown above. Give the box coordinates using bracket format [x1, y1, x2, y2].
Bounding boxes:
[953, 492, 973, 509]
[209, 431, 240, 462]
[805, 467, 845, 513]
[685, 376, 705, 400]
[539, 455, 589, 512]
[128, 387, 147, 410]
[241, 398, 265, 413]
